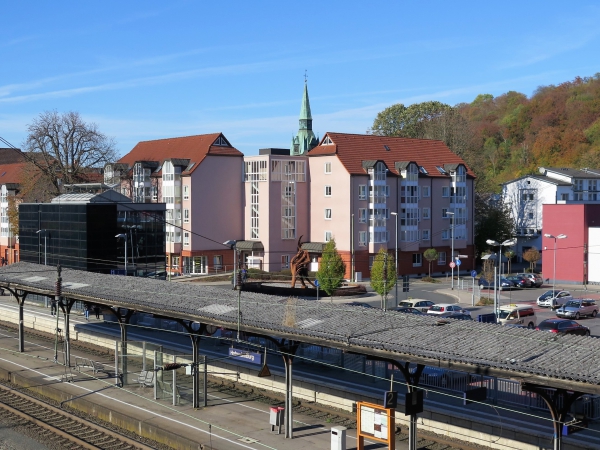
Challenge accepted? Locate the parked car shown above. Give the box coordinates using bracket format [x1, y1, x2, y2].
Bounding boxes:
[427, 304, 470, 316]
[392, 307, 424, 315]
[505, 275, 534, 288]
[537, 290, 572, 308]
[478, 277, 514, 290]
[398, 300, 435, 313]
[344, 302, 374, 308]
[555, 299, 598, 319]
[516, 272, 544, 288]
[497, 305, 537, 328]
[536, 318, 590, 336]
[441, 312, 473, 320]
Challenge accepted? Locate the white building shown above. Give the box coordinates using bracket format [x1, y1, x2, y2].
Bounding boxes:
[502, 166, 600, 260]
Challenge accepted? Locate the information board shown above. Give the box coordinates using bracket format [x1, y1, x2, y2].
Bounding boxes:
[356, 401, 395, 450]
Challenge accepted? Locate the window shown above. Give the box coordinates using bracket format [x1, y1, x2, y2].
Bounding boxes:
[442, 230, 449, 240]
[438, 252, 446, 264]
[422, 208, 430, 220]
[369, 255, 375, 269]
[183, 185, 189, 200]
[358, 185, 367, 200]
[171, 255, 180, 269]
[325, 208, 332, 220]
[325, 186, 332, 197]
[325, 231, 332, 242]
[528, 212, 533, 219]
[442, 208, 449, 218]
[422, 186, 430, 198]
[325, 162, 332, 174]
[412, 253, 422, 267]
[442, 186, 450, 197]
[561, 193, 569, 201]
[359, 231, 367, 246]
[422, 229, 430, 241]
[184, 209, 189, 223]
[358, 208, 367, 223]
[184, 232, 190, 246]
[213, 255, 222, 270]
[281, 255, 290, 269]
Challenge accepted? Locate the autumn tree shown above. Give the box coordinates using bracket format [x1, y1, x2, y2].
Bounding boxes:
[370, 248, 396, 309]
[423, 248, 438, 277]
[371, 101, 452, 138]
[316, 238, 346, 296]
[22, 111, 117, 196]
[523, 247, 541, 272]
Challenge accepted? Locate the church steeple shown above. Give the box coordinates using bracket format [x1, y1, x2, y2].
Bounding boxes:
[291, 80, 318, 156]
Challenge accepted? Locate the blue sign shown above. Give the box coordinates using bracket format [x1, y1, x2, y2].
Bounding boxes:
[455, 259, 462, 266]
[228, 348, 262, 365]
[471, 270, 477, 278]
[315, 279, 319, 287]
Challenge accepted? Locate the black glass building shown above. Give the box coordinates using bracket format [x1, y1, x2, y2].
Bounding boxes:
[19, 191, 166, 276]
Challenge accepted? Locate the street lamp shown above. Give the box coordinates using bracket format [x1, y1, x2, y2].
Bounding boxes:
[486, 238, 517, 280]
[223, 240, 239, 290]
[115, 234, 128, 274]
[447, 211, 455, 289]
[390, 212, 398, 306]
[544, 233, 567, 297]
[36, 229, 47, 265]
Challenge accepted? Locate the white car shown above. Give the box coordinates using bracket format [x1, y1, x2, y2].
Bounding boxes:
[427, 304, 470, 316]
[536, 290, 572, 308]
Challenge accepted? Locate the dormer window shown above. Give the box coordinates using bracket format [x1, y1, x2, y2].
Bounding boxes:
[436, 166, 447, 175]
[214, 136, 229, 146]
[323, 136, 333, 145]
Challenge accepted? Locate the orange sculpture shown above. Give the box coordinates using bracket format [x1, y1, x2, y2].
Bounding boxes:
[290, 236, 316, 288]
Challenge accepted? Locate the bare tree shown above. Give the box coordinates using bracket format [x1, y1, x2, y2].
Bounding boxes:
[22, 111, 117, 195]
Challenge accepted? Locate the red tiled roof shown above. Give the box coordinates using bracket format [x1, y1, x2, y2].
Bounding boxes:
[309, 133, 475, 177]
[118, 133, 243, 173]
[0, 148, 25, 165]
[0, 162, 27, 184]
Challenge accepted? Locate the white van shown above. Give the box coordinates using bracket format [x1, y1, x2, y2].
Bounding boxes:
[497, 304, 537, 328]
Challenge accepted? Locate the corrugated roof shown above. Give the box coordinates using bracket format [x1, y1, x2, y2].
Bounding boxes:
[118, 133, 243, 174]
[301, 242, 326, 253]
[309, 133, 474, 177]
[235, 241, 264, 251]
[543, 167, 600, 179]
[51, 190, 132, 204]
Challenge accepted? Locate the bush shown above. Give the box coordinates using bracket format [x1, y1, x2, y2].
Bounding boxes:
[420, 276, 440, 283]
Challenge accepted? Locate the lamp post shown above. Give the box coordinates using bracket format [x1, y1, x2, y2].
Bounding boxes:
[447, 211, 455, 289]
[544, 233, 567, 297]
[391, 212, 398, 306]
[36, 229, 47, 265]
[115, 234, 128, 274]
[486, 238, 517, 312]
[224, 239, 241, 340]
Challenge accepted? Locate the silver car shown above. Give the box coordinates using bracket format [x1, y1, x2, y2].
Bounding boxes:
[516, 273, 544, 288]
[537, 290, 572, 308]
[556, 299, 598, 319]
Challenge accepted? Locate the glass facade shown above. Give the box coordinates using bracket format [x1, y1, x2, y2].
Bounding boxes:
[20, 203, 165, 276]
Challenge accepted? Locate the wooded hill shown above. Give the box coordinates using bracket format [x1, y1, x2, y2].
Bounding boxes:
[371, 74, 600, 193]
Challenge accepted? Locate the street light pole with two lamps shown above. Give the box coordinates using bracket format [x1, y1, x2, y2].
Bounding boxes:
[36, 229, 47, 265]
[544, 233, 567, 297]
[486, 238, 517, 311]
[446, 211, 455, 289]
[390, 212, 398, 306]
[115, 233, 128, 274]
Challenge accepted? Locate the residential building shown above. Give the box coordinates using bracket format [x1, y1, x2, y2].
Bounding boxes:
[307, 133, 476, 279]
[541, 203, 600, 285]
[0, 148, 25, 264]
[105, 133, 244, 275]
[19, 191, 166, 275]
[241, 148, 311, 272]
[503, 167, 600, 261]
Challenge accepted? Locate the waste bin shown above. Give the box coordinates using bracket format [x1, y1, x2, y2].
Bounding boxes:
[269, 406, 285, 434]
[330, 426, 347, 450]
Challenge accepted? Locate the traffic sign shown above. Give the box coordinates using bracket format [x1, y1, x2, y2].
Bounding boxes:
[314, 279, 319, 287]
[449, 262, 456, 268]
[471, 270, 477, 278]
[455, 259, 462, 266]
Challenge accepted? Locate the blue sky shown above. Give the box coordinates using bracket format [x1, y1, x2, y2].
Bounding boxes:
[2, 1, 600, 158]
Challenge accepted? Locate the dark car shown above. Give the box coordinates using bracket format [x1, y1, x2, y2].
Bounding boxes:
[344, 302, 374, 308]
[536, 319, 590, 336]
[441, 312, 473, 320]
[478, 277, 514, 290]
[505, 275, 534, 288]
[392, 307, 424, 315]
[516, 272, 544, 287]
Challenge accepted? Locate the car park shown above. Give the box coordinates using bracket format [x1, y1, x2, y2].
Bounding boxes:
[516, 272, 544, 287]
[537, 290, 572, 308]
[398, 300, 435, 313]
[478, 277, 514, 290]
[392, 307, 424, 315]
[496, 305, 537, 328]
[505, 275, 534, 288]
[427, 304, 470, 316]
[555, 299, 598, 319]
[536, 318, 590, 336]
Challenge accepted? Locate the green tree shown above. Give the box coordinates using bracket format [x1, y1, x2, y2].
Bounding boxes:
[423, 248, 438, 277]
[371, 101, 452, 138]
[474, 192, 515, 262]
[316, 238, 346, 296]
[369, 248, 397, 308]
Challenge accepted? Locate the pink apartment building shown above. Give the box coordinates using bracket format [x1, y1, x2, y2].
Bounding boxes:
[308, 133, 476, 280]
[105, 133, 245, 275]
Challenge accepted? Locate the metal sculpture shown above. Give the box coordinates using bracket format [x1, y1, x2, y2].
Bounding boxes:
[290, 236, 316, 288]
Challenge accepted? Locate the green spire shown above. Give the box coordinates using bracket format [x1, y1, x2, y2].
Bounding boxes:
[291, 81, 318, 156]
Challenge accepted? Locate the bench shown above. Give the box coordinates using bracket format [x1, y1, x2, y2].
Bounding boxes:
[137, 370, 155, 388]
[75, 357, 106, 374]
[158, 380, 181, 403]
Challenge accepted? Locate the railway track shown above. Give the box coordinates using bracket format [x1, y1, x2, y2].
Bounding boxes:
[0, 382, 157, 450]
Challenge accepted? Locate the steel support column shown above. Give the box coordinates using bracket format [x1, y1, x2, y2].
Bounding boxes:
[4, 288, 27, 353]
[280, 342, 299, 439]
[522, 384, 584, 450]
[58, 299, 76, 367]
[109, 307, 134, 384]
